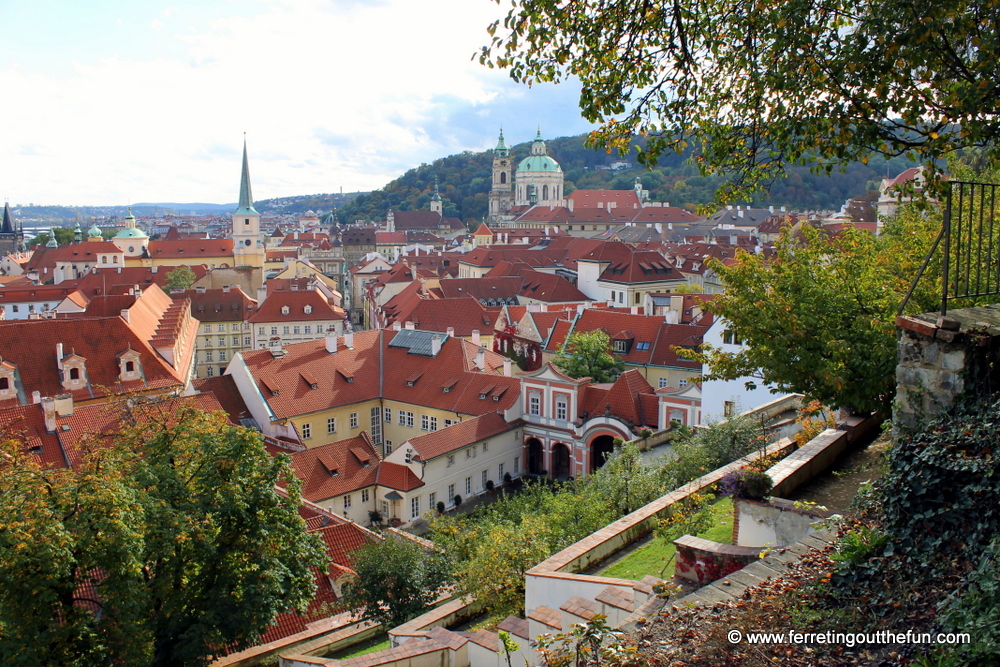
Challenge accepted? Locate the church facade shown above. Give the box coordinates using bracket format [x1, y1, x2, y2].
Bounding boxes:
[488, 128, 565, 223]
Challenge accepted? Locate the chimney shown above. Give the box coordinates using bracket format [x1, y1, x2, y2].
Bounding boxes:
[668, 223, 673, 230]
[471, 329, 481, 346]
[769, 205, 775, 213]
[31, 391, 41, 404]
[151, 265, 158, 273]
[576, 304, 585, 316]
[257, 286, 268, 305]
[405, 321, 415, 330]
[567, 198, 574, 212]
[446, 327, 455, 338]
[121, 309, 130, 323]
[780, 205, 786, 212]
[41, 397, 56, 432]
[476, 347, 486, 371]
[222, 285, 230, 293]
[56, 343, 64, 369]
[269, 337, 284, 358]
[325, 329, 338, 353]
[344, 331, 354, 348]
[53, 393, 73, 417]
[431, 334, 442, 356]
[393, 321, 401, 331]
[738, 209, 744, 218]
[654, 223, 663, 234]
[117, 267, 122, 274]
[631, 306, 639, 314]
[503, 358, 512, 377]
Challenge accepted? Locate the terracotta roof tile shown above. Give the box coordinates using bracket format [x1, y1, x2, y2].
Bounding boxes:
[376, 461, 424, 491]
[406, 413, 517, 461]
[290, 433, 381, 504]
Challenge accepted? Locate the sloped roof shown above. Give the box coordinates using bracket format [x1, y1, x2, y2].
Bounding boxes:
[175, 287, 256, 323]
[376, 461, 424, 491]
[406, 412, 517, 461]
[249, 289, 344, 324]
[290, 432, 381, 503]
[240, 331, 520, 421]
[148, 238, 235, 259]
[0, 403, 67, 468]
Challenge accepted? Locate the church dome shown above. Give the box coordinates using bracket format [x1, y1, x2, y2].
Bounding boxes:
[87, 223, 102, 238]
[516, 154, 562, 173]
[115, 227, 149, 239]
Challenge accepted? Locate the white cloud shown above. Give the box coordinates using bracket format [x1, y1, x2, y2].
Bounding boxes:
[0, 0, 591, 206]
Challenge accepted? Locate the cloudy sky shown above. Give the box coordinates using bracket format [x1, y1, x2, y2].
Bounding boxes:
[0, 0, 595, 207]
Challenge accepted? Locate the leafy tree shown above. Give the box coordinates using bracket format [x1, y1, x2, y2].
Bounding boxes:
[339, 537, 450, 630]
[480, 0, 999, 201]
[163, 266, 197, 292]
[0, 402, 325, 667]
[693, 212, 941, 414]
[553, 330, 625, 383]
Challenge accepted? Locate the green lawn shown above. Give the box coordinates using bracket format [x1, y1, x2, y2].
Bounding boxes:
[598, 497, 734, 581]
[328, 635, 390, 659]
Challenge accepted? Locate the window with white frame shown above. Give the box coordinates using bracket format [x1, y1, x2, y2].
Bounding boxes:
[556, 396, 568, 420]
[218, 337, 225, 347]
[327, 417, 336, 434]
[659, 377, 669, 388]
[219, 351, 226, 361]
[465, 477, 472, 495]
[218, 324, 225, 332]
[205, 351, 213, 362]
[405, 411, 414, 428]
[529, 392, 540, 416]
[499, 462, 505, 479]
[206, 367, 214, 377]
[447, 454, 454, 467]
[244, 336, 251, 346]
[370, 407, 382, 445]
[232, 336, 239, 346]
[384, 442, 392, 456]
[258, 327, 265, 336]
[361, 489, 369, 503]
[444, 418, 457, 427]
[429, 416, 437, 431]
[293, 326, 301, 335]
[429, 492, 436, 509]
[481, 470, 488, 488]
[679, 378, 689, 388]
[448, 483, 455, 501]
[350, 412, 358, 429]
[301, 423, 311, 439]
[283, 326, 290, 335]
[411, 496, 419, 518]
[204, 324, 212, 333]
[232, 323, 240, 331]
[304, 325, 311, 334]
[271, 327, 278, 335]
[421, 414, 430, 431]
[482, 441, 488, 452]
[722, 329, 743, 345]
[384, 408, 392, 423]
[398, 411, 407, 426]
[343, 494, 352, 510]
[514, 456, 520, 474]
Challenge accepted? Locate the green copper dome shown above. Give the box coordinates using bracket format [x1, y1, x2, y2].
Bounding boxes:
[516, 155, 562, 173]
[88, 223, 102, 238]
[115, 227, 149, 239]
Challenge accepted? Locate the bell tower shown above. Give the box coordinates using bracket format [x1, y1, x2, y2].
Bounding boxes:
[232, 136, 264, 268]
[488, 129, 514, 223]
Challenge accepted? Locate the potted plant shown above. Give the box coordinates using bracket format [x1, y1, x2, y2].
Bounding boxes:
[718, 468, 774, 501]
[368, 509, 382, 527]
[485, 479, 495, 493]
[503, 472, 513, 486]
[454, 494, 463, 508]
[436, 500, 446, 514]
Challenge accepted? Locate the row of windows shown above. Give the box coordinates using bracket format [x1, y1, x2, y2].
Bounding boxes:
[203, 336, 251, 347]
[302, 413, 360, 439]
[342, 488, 371, 511]
[0, 303, 51, 314]
[204, 323, 249, 333]
[258, 325, 326, 336]
[528, 392, 569, 420]
[658, 377, 690, 389]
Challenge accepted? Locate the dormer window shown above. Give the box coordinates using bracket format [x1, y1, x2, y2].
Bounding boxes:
[613, 340, 628, 353]
[61, 355, 88, 390]
[0, 362, 15, 399]
[281, 305, 290, 315]
[119, 349, 142, 382]
[304, 305, 312, 314]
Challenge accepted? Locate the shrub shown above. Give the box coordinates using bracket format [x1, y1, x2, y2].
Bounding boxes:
[454, 494, 462, 507]
[503, 472, 512, 485]
[718, 469, 773, 500]
[485, 479, 495, 492]
[368, 509, 383, 526]
[436, 501, 445, 514]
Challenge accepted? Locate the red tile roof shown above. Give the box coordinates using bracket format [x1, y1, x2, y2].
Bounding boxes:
[192, 375, 253, 424]
[74, 265, 209, 297]
[239, 331, 520, 421]
[0, 403, 67, 468]
[290, 432, 381, 504]
[249, 289, 344, 324]
[376, 461, 424, 491]
[148, 238, 235, 259]
[175, 287, 256, 323]
[406, 412, 517, 461]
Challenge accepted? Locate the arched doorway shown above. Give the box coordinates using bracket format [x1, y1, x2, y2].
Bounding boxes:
[551, 443, 571, 479]
[526, 438, 544, 474]
[590, 434, 617, 472]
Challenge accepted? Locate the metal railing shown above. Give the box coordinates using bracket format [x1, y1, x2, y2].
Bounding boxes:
[899, 180, 1000, 317]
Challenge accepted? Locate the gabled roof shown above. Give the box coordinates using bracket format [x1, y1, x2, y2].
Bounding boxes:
[406, 412, 517, 461]
[391, 297, 496, 337]
[248, 289, 344, 324]
[439, 277, 523, 302]
[376, 461, 424, 491]
[579, 369, 658, 428]
[290, 432, 381, 503]
[0, 403, 67, 468]
[175, 287, 256, 323]
[239, 331, 520, 421]
[74, 265, 209, 297]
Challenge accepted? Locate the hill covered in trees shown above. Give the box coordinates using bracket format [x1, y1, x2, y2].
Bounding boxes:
[334, 134, 922, 228]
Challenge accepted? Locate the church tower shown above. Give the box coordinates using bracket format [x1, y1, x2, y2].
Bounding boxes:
[232, 137, 264, 269]
[488, 129, 514, 223]
[430, 177, 443, 216]
[0, 202, 25, 255]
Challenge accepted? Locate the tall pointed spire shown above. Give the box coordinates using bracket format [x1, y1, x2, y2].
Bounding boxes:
[1, 202, 14, 235]
[494, 128, 509, 158]
[236, 135, 258, 216]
